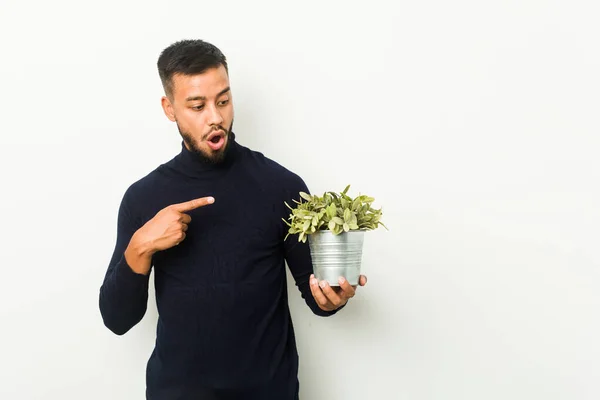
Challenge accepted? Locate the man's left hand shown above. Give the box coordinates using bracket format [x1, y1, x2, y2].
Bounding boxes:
[309, 274, 367, 312]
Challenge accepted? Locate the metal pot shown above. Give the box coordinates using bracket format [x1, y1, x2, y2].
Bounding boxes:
[308, 230, 365, 286]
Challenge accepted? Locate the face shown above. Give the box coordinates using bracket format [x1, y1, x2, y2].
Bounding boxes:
[161, 65, 234, 164]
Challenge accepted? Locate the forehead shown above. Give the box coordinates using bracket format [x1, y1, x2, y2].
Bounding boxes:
[171, 65, 230, 99]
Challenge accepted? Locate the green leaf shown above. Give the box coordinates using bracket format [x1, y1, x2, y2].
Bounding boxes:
[332, 217, 344, 225]
[342, 184, 351, 195]
[344, 208, 352, 221]
[326, 203, 337, 218]
[303, 220, 311, 231]
[349, 214, 357, 226]
[299, 192, 312, 201]
[343, 223, 350, 232]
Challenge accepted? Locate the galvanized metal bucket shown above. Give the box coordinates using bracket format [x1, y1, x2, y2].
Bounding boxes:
[308, 230, 365, 286]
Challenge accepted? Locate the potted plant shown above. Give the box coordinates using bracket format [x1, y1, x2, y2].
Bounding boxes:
[283, 185, 386, 286]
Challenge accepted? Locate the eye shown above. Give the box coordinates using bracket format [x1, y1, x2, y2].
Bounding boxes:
[191, 104, 205, 111]
[218, 99, 230, 106]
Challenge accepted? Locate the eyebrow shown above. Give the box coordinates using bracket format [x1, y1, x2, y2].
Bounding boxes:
[185, 86, 231, 102]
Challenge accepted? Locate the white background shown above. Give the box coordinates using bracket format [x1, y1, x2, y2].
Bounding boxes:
[1, 1, 599, 399]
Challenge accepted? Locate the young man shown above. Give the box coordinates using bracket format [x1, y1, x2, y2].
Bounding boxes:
[99, 39, 367, 400]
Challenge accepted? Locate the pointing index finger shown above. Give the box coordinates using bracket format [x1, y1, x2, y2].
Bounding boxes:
[171, 196, 215, 212]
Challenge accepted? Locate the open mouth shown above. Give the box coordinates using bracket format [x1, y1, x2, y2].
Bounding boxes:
[206, 131, 226, 151]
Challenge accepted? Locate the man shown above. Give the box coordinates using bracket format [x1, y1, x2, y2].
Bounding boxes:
[99, 39, 367, 400]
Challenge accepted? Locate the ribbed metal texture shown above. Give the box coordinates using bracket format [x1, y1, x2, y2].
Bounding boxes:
[308, 230, 365, 286]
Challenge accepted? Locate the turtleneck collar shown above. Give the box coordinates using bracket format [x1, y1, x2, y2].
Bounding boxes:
[174, 131, 241, 177]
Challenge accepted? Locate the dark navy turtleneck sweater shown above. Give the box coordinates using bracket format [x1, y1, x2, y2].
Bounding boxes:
[99, 134, 338, 399]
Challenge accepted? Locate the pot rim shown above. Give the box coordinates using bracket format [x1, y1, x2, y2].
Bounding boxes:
[310, 229, 368, 234]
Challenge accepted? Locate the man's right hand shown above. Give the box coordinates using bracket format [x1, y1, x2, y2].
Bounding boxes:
[124, 196, 215, 275]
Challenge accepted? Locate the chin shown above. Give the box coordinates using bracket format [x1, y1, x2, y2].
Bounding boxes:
[179, 125, 232, 164]
[202, 141, 229, 164]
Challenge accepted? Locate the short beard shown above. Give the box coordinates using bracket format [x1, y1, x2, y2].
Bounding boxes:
[177, 121, 234, 165]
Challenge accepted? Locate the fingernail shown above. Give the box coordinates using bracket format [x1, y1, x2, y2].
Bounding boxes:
[319, 280, 327, 289]
[339, 276, 346, 285]
[310, 278, 317, 286]
[207, 197, 215, 203]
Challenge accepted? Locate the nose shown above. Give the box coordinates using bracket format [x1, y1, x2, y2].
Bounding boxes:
[207, 104, 224, 127]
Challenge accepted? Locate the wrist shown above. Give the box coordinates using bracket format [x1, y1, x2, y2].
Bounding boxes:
[124, 233, 154, 275]
[131, 231, 156, 256]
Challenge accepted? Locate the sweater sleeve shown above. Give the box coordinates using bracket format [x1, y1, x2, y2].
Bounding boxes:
[283, 175, 343, 317]
[99, 188, 151, 335]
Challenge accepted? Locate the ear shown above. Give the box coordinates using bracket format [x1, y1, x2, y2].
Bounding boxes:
[161, 96, 176, 122]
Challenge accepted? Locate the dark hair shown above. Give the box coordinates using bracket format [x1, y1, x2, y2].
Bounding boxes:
[157, 39, 228, 98]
